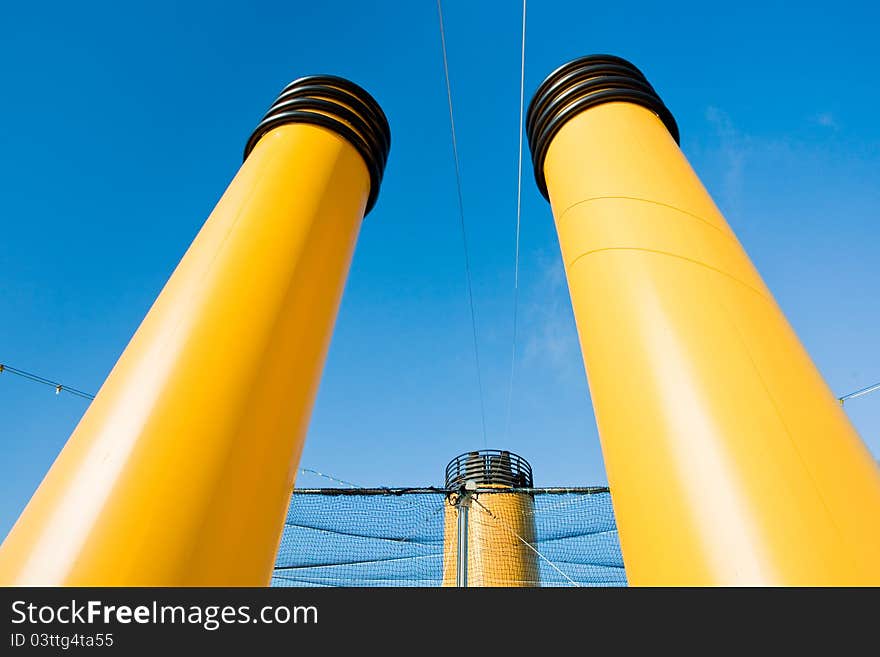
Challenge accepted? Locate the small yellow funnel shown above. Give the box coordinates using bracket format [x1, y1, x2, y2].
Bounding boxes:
[442, 451, 538, 586]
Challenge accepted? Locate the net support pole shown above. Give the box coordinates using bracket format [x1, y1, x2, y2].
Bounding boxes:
[526, 55, 880, 585]
[0, 77, 390, 586]
[456, 488, 472, 588]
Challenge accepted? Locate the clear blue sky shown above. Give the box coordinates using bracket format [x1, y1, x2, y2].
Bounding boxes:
[2, 0, 879, 539]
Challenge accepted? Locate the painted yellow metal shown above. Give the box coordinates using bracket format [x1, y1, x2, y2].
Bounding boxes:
[442, 488, 538, 587]
[539, 87, 880, 584]
[0, 117, 374, 585]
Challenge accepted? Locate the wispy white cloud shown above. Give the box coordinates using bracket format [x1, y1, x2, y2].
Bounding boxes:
[520, 252, 582, 380]
[812, 112, 838, 129]
[705, 105, 747, 215]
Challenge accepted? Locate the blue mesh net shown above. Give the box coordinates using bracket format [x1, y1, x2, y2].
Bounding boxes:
[272, 488, 625, 587]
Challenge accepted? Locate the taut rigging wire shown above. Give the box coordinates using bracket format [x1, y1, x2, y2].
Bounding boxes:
[435, 0, 488, 448]
[505, 0, 528, 442]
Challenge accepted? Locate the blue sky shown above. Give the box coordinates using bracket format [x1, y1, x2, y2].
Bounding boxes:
[1, 0, 879, 539]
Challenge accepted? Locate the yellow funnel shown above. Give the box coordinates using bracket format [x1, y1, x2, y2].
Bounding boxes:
[0, 76, 391, 585]
[442, 451, 538, 586]
[526, 55, 880, 585]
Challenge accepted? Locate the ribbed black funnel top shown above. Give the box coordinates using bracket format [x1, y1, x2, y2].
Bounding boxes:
[244, 75, 391, 215]
[526, 54, 678, 201]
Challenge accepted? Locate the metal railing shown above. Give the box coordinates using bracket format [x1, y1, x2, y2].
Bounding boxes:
[445, 450, 534, 489]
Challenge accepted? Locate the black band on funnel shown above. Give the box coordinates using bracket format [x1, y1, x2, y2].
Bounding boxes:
[244, 75, 391, 215]
[526, 55, 679, 201]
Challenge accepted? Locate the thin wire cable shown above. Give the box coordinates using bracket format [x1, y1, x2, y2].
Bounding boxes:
[297, 470, 430, 515]
[436, 0, 488, 448]
[471, 494, 580, 586]
[0, 363, 95, 400]
[297, 468, 361, 489]
[839, 382, 880, 405]
[505, 0, 527, 441]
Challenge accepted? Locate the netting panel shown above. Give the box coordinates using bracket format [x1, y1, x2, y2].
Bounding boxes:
[273, 491, 447, 587]
[272, 489, 625, 587]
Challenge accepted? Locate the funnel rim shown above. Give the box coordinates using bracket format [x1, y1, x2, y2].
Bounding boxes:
[445, 449, 534, 489]
[526, 55, 679, 201]
[244, 75, 391, 215]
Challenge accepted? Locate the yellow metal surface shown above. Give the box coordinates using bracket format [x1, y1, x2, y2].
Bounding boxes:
[543, 101, 880, 585]
[442, 489, 538, 587]
[0, 123, 370, 585]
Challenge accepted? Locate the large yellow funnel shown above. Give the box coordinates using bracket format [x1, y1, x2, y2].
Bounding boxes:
[526, 55, 880, 585]
[0, 76, 391, 585]
[441, 451, 538, 586]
